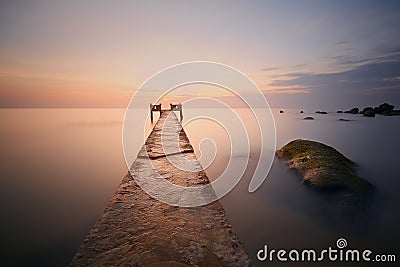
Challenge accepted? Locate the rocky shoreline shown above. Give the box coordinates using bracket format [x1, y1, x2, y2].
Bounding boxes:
[343, 103, 400, 117]
[280, 102, 400, 117]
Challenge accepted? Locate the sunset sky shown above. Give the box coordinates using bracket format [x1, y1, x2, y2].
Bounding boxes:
[0, 0, 399, 109]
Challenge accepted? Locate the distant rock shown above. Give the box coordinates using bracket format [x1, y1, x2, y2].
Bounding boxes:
[315, 111, 328, 114]
[300, 110, 304, 113]
[363, 110, 375, 117]
[276, 139, 374, 207]
[303, 116, 314, 120]
[360, 107, 375, 117]
[343, 103, 400, 117]
[344, 107, 359, 114]
[385, 110, 400, 116]
[372, 103, 400, 116]
[338, 118, 350, 121]
[337, 110, 343, 113]
[279, 110, 284, 113]
[357, 103, 400, 117]
[374, 103, 394, 114]
[361, 107, 373, 114]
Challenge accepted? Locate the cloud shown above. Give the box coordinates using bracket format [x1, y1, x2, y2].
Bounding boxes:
[293, 63, 307, 69]
[335, 40, 349, 46]
[263, 84, 310, 94]
[327, 49, 400, 68]
[383, 76, 400, 82]
[270, 53, 400, 107]
[261, 67, 280, 72]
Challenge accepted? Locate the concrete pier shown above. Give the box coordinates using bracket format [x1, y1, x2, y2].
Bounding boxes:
[71, 111, 250, 266]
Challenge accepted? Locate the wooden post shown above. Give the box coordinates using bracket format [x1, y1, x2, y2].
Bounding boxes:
[150, 104, 154, 122]
[179, 103, 183, 121]
[150, 104, 162, 123]
[170, 103, 183, 121]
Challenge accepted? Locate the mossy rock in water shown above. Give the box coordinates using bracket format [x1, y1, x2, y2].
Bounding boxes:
[276, 139, 374, 196]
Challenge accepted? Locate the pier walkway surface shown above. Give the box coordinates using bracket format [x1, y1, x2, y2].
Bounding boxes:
[71, 111, 250, 266]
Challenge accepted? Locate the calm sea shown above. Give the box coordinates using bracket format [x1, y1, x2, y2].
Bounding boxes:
[0, 108, 399, 266]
